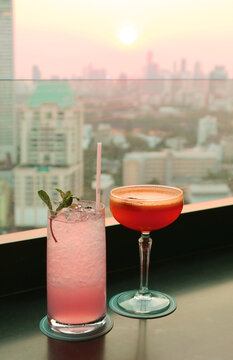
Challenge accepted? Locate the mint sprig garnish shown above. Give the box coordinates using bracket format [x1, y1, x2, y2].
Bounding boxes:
[38, 190, 56, 215]
[38, 188, 80, 216]
[55, 193, 73, 212]
[55, 188, 66, 199]
[38, 188, 80, 243]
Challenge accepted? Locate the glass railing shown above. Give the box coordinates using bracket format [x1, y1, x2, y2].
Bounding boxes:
[1, 79, 233, 235]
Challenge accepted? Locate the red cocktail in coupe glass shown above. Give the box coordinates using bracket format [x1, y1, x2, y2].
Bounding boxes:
[109, 185, 183, 317]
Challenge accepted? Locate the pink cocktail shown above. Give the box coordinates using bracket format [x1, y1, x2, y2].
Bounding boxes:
[47, 200, 106, 334]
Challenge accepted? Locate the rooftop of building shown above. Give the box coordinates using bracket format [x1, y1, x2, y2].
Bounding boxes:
[124, 149, 218, 160]
[28, 83, 75, 109]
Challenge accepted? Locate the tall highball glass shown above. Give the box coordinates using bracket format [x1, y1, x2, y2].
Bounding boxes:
[47, 200, 106, 335]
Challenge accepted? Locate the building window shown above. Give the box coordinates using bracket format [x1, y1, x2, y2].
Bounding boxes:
[46, 112, 52, 119]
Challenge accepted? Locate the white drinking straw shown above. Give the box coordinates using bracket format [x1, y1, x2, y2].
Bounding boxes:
[96, 142, 102, 210]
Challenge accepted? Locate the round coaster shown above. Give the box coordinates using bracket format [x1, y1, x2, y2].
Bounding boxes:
[109, 290, 177, 319]
[39, 314, 113, 341]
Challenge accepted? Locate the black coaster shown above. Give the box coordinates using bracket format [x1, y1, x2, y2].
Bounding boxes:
[39, 314, 113, 341]
[109, 290, 177, 319]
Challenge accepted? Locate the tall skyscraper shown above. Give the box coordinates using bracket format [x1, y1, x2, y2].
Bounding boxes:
[0, 0, 15, 232]
[32, 65, 41, 80]
[145, 51, 158, 79]
[194, 62, 202, 79]
[14, 83, 84, 227]
[0, 0, 14, 78]
[0, 0, 15, 164]
[181, 58, 186, 73]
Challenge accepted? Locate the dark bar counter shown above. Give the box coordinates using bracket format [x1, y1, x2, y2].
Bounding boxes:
[1, 202, 233, 359]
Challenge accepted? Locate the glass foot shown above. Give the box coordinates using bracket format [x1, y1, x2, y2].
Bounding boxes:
[109, 290, 176, 319]
[47, 315, 106, 335]
[40, 314, 114, 341]
[118, 290, 170, 314]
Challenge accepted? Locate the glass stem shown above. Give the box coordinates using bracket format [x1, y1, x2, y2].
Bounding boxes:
[138, 232, 152, 295]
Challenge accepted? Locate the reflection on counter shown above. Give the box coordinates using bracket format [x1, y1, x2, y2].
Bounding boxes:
[47, 335, 105, 360]
[136, 320, 148, 360]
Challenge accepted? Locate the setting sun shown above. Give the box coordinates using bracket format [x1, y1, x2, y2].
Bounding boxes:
[117, 27, 138, 45]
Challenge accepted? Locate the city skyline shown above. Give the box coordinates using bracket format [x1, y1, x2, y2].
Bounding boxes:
[1, 0, 233, 234]
[30, 58, 230, 80]
[1, 77, 233, 232]
[12, 0, 233, 79]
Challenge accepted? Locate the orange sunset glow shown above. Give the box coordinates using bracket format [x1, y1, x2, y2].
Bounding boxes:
[13, 0, 233, 78]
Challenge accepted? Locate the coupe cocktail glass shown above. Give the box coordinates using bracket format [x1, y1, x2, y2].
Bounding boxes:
[47, 200, 106, 334]
[109, 185, 183, 317]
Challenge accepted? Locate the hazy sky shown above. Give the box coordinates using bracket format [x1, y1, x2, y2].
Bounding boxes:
[14, 0, 233, 78]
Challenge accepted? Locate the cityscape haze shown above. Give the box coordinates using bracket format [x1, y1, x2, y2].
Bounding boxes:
[1, 1, 233, 234]
[13, 0, 233, 79]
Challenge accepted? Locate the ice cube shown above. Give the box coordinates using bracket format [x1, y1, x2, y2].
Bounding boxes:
[84, 205, 96, 215]
[54, 208, 69, 222]
[66, 207, 89, 222]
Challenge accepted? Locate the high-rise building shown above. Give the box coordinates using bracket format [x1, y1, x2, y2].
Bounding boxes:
[32, 65, 41, 80]
[209, 66, 228, 80]
[14, 83, 84, 227]
[123, 149, 219, 186]
[194, 62, 203, 79]
[0, 0, 15, 164]
[0, 0, 14, 79]
[197, 115, 218, 145]
[145, 51, 158, 79]
[0, 0, 15, 231]
[221, 136, 233, 162]
[181, 58, 186, 73]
